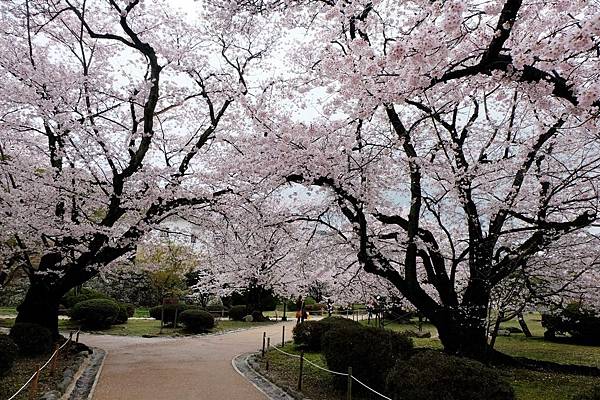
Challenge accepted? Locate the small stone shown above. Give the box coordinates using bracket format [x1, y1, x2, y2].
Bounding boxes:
[497, 329, 511, 336]
[57, 377, 71, 392]
[63, 368, 75, 378]
[243, 315, 254, 322]
[40, 390, 61, 400]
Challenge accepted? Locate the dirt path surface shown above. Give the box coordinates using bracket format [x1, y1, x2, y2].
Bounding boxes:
[81, 321, 296, 400]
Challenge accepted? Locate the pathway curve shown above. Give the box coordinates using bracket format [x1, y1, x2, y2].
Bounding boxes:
[81, 321, 296, 400]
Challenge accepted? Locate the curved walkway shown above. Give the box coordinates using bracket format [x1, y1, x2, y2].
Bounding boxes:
[81, 321, 296, 400]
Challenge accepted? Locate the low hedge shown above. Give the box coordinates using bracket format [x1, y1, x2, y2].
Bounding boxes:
[322, 325, 413, 391]
[61, 288, 108, 308]
[71, 298, 120, 329]
[228, 305, 248, 321]
[179, 310, 215, 333]
[385, 350, 515, 400]
[9, 323, 53, 355]
[0, 334, 18, 376]
[114, 303, 130, 324]
[293, 316, 361, 351]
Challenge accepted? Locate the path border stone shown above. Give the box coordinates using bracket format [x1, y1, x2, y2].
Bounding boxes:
[61, 347, 106, 400]
[232, 352, 300, 400]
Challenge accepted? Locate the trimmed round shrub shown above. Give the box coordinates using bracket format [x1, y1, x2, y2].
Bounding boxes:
[0, 334, 18, 376]
[322, 326, 413, 391]
[71, 299, 120, 329]
[228, 305, 248, 321]
[293, 316, 361, 351]
[542, 302, 600, 344]
[114, 303, 129, 324]
[251, 310, 269, 322]
[573, 386, 600, 400]
[122, 303, 136, 317]
[148, 304, 198, 325]
[179, 309, 215, 333]
[9, 323, 53, 355]
[385, 350, 515, 400]
[61, 288, 107, 308]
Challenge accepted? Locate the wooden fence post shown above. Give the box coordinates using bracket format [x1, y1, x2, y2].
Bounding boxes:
[266, 338, 271, 371]
[347, 366, 353, 400]
[282, 325, 285, 347]
[76, 329, 80, 344]
[298, 351, 304, 391]
[262, 332, 266, 357]
[28, 367, 40, 400]
[50, 344, 60, 374]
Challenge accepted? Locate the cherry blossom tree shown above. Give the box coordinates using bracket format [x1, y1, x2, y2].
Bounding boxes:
[0, 0, 271, 337]
[233, 0, 600, 358]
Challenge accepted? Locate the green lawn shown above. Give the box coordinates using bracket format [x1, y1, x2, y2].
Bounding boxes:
[0, 317, 272, 337]
[0, 306, 17, 315]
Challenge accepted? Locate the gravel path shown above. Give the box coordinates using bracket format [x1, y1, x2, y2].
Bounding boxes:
[81, 321, 297, 400]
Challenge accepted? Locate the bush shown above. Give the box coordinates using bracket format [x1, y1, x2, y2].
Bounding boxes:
[293, 317, 361, 351]
[542, 302, 600, 344]
[71, 299, 120, 329]
[385, 350, 515, 400]
[114, 303, 130, 324]
[148, 304, 198, 325]
[322, 325, 413, 391]
[251, 310, 269, 322]
[122, 303, 136, 317]
[228, 305, 248, 321]
[572, 386, 600, 400]
[9, 323, 53, 355]
[179, 310, 215, 333]
[0, 334, 18, 376]
[61, 288, 108, 308]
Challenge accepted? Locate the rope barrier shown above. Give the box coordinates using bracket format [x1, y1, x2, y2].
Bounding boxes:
[351, 375, 392, 400]
[7, 330, 80, 400]
[269, 342, 391, 399]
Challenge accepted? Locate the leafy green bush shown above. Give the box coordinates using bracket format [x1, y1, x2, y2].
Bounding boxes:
[228, 305, 248, 321]
[385, 350, 515, 400]
[322, 325, 413, 391]
[0, 334, 18, 376]
[71, 299, 120, 329]
[61, 288, 107, 308]
[114, 303, 130, 324]
[9, 323, 53, 355]
[293, 317, 361, 351]
[572, 386, 600, 400]
[122, 303, 136, 317]
[179, 310, 215, 333]
[542, 302, 600, 344]
[148, 304, 198, 325]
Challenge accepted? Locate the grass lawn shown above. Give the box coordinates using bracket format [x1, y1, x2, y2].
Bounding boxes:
[260, 314, 599, 400]
[0, 317, 273, 337]
[0, 306, 17, 315]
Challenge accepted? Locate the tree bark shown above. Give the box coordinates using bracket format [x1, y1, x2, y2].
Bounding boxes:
[518, 313, 533, 337]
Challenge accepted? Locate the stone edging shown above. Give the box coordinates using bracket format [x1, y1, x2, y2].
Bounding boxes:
[59, 347, 106, 400]
[232, 352, 305, 400]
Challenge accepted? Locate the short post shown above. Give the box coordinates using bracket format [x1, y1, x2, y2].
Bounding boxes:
[266, 338, 271, 371]
[262, 332, 266, 357]
[347, 366, 353, 400]
[76, 329, 80, 344]
[29, 366, 41, 400]
[298, 351, 304, 391]
[282, 325, 285, 347]
[50, 344, 60, 374]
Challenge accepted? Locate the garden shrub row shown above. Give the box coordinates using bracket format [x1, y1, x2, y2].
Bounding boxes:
[148, 304, 201, 325]
[292, 316, 361, 350]
[292, 317, 515, 400]
[542, 302, 600, 344]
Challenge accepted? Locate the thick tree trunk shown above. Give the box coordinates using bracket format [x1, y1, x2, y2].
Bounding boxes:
[518, 313, 533, 337]
[15, 281, 61, 339]
[436, 317, 490, 359]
